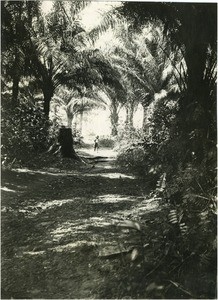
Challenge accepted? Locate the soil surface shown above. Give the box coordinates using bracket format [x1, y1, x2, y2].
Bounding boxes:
[1, 147, 164, 299]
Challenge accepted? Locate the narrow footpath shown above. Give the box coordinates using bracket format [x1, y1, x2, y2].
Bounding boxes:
[1, 148, 164, 299]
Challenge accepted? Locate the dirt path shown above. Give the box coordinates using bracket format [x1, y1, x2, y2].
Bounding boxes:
[1, 149, 162, 299]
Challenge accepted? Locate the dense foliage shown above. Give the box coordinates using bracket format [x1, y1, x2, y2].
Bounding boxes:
[114, 3, 217, 298]
[1, 101, 53, 165]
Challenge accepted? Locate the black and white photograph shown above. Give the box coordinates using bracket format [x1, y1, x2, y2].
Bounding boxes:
[1, 0, 217, 299]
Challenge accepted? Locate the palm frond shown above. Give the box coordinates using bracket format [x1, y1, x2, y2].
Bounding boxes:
[88, 9, 124, 43]
[66, 96, 106, 116]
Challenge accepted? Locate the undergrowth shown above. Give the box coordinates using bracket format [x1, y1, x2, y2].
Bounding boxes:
[1, 101, 56, 166]
[114, 94, 217, 298]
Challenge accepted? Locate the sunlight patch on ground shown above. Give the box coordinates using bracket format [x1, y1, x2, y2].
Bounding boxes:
[50, 240, 117, 253]
[92, 194, 136, 204]
[88, 216, 113, 227]
[50, 241, 97, 253]
[33, 199, 76, 211]
[14, 167, 135, 180]
[1, 206, 13, 213]
[15, 168, 43, 174]
[20, 198, 80, 216]
[14, 168, 76, 177]
[1, 186, 16, 193]
[82, 171, 135, 179]
[80, 148, 117, 158]
[50, 217, 112, 242]
[99, 173, 135, 179]
[108, 197, 160, 220]
[4, 182, 27, 189]
[22, 241, 117, 254]
[101, 165, 113, 169]
[23, 250, 46, 256]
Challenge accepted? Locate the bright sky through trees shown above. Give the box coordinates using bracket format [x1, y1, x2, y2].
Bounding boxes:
[79, 2, 121, 30]
[41, 1, 121, 30]
[41, 1, 53, 15]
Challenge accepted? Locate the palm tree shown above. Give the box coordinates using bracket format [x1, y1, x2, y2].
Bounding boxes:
[89, 2, 216, 154]
[2, 0, 94, 117]
[44, 1, 128, 127]
[98, 85, 125, 136]
[1, 0, 41, 107]
[104, 21, 180, 132]
[28, 1, 91, 117]
[88, 11, 183, 131]
[119, 2, 217, 157]
[65, 48, 127, 135]
[52, 86, 107, 130]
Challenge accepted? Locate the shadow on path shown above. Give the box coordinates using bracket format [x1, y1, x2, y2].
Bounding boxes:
[1, 148, 161, 299]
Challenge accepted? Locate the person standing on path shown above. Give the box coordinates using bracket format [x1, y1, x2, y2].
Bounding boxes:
[94, 136, 99, 152]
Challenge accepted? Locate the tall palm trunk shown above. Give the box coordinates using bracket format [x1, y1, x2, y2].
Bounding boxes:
[179, 29, 213, 161]
[142, 104, 149, 132]
[125, 101, 134, 128]
[183, 41, 208, 112]
[79, 110, 84, 135]
[142, 94, 153, 132]
[67, 114, 74, 129]
[42, 83, 54, 117]
[110, 103, 119, 136]
[12, 49, 20, 107]
[73, 114, 79, 132]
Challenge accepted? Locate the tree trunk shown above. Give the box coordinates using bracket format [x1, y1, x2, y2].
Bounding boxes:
[125, 102, 134, 128]
[12, 73, 20, 107]
[180, 12, 208, 121]
[58, 127, 79, 159]
[110, 105, 119, 136]
[141, 93, 153, 131]
[183, 42, 208, 111]
[79, 110, 84, 135]
[43, 85, 54, 117]
[73, 114, 79, 132]
[179, 30, 211, 161]
[142, 104, 150, 132]
[12, 48, 20, 107]
[67, 113, 74, 129]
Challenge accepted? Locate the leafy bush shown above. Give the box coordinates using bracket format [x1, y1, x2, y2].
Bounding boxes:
[117, 145, 147, 176]
[99, 136, 115, 148]
[1, 102, 56, 165]
[111, 167, 216, 298]
[116, 127, 161, 178]
[72, 129, 84, 146]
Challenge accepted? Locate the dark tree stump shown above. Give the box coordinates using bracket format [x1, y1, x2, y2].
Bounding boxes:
[58, 127, 77, 158]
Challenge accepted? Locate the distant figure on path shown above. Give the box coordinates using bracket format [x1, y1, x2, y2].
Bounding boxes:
[94, 136, 99, 152]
